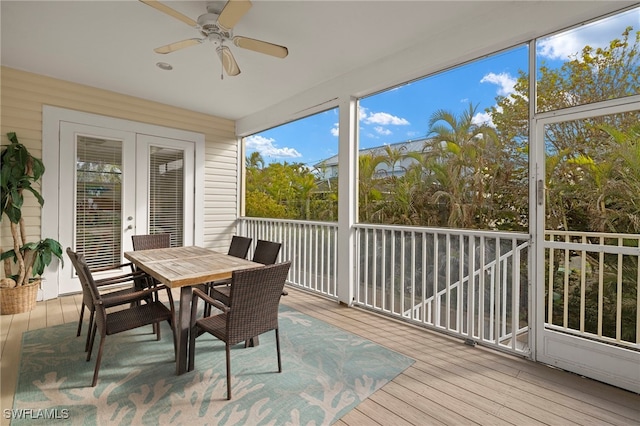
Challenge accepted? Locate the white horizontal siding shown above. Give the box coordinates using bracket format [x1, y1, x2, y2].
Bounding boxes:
[0, 66, 239, 265]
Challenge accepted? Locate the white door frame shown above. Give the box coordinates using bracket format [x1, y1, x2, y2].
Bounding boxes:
[42, 106, 204, 300]
[532, 96, 640, 393]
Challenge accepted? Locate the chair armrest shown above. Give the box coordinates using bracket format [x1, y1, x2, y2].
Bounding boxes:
[94, 270, 149, 287]
[101, 284, 170, 306]
[207, 278, 231, 288]
[91, 262, 135, 273]
[192, 288, 229, 313]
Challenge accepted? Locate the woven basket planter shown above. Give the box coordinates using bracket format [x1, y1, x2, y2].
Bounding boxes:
[0, 280, 40, 315]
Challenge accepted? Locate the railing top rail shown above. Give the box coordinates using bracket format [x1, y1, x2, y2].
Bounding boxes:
[546, 230, 640, 239]
[354, 223, 530, 239]
[546, 240, 640, 255]
[239, 217, 338, 228]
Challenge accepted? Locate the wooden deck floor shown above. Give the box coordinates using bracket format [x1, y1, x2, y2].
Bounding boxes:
[1, 287, 638, 425]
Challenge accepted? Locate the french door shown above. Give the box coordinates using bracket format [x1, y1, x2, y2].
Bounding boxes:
[58, 122, 195, 295]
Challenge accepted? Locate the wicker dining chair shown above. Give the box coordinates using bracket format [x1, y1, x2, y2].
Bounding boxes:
[211, 239, 282, 306]
[250, 239, 282, 265]
[131, 233, 171, 252]
[74, 251, 177, 387]
[188, 261, 291, 400]
[227, 235, 252, 259]
[67, 248, 151, 352]
[203, 235, 253, 316]
[131, 233, 172, 330]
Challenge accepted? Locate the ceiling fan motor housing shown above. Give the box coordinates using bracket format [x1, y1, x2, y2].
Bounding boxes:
[197, 13, 232, 38]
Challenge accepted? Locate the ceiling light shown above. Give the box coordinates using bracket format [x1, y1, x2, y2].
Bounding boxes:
[156, 62, 173, 71]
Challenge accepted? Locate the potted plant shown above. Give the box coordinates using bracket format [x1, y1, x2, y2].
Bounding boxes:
[0, 132, 63, 314]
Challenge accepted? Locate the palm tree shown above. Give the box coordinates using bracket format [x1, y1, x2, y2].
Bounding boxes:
[423, 103, 500, 228]
[358, 153, 388, 222]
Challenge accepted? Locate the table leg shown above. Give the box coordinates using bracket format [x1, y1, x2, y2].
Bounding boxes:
[176, 286, 192, 375]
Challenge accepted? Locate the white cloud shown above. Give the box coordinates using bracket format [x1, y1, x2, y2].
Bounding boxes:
[349, 107, 409, 138]
[245, 135, 302, 159]
[472, 111, 495, 128]
[331, 123, 339, 137]
[480, 72, 517, 96]
[537, 33, 583, 61]
[363, 112, 410, 126]
[537, 9, 638, 61]
[365, 132, 379, 139]
[358, 106, 369, 121]
[374, 126, 392, 136]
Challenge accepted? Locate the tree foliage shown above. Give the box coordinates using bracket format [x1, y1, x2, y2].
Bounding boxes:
[244, 27, 639, 236]
[245, 153, 337, 221]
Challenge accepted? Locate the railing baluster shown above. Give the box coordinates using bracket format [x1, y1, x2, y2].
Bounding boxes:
[511, 237, 519, 350]
[617, 237, 623, 342]
[431, 233, 442, 326]
[580, 234, 587, 333]
[468, 235, 476, 340]
[563, 233, 570, 329]
[422, 231, 427, 324]
[479, 235, 486, 342]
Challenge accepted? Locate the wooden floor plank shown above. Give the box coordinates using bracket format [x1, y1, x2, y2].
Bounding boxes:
[339, 405, 384, 426]
[26, 302, 46, 331]
[0, 310, 29, 422]
[366, 389, 445, 426]
[1, 287, 638, 426]
[0, 314, 12, 359]
[45, 298, 65, 327]
[59, 293, 81, 325]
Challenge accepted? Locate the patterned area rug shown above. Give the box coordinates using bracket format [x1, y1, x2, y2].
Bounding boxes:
[13, 305, 413, 425]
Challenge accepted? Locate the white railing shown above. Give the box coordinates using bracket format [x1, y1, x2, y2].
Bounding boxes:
[354, 224, 531, 355]
[239, 217, 531, 355]
[238, 218, 640, 355]
[238, 217, 339, 298]
[545, 231, 640, 350]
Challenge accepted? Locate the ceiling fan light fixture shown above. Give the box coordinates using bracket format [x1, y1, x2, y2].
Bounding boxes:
[156, 62, 173, 71]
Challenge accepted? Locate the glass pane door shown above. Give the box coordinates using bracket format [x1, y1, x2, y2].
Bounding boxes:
[76, 135, 124, 269]
[149, 145, 185, 247]
[136, 134, 195, 249]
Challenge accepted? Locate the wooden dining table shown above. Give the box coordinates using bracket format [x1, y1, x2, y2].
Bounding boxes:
[124, 246, 261, 375]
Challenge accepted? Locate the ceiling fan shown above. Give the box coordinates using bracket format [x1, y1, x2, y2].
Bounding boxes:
[140, 0, 288, 77]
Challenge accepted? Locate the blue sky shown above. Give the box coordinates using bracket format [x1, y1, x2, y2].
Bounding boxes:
[246, 7, 638, 167]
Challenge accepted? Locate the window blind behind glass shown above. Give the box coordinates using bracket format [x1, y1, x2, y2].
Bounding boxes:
[149, 146, 184, 247]
[76, 136, 123, 269]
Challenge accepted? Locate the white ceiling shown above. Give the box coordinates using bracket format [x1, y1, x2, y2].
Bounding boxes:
[1, 1, 636, 132]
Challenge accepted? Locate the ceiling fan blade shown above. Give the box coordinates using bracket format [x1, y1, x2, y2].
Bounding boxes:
[217, 0, 252, 30]
[233, 36, 288, 58]
[217, 46, 241, 76]
[139, 0, 197, 28]
[154, 38, 202, 54]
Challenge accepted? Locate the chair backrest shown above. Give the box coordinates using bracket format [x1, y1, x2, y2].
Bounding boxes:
[132, 233, 171, 251]
[226, 261, 291, 346]
[68, 250, 97, 299]
[227, 235, 252, 259]
[252, 240, 282, 265]
[66, 247, 94, 309]
[72, 253, 110, 330]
